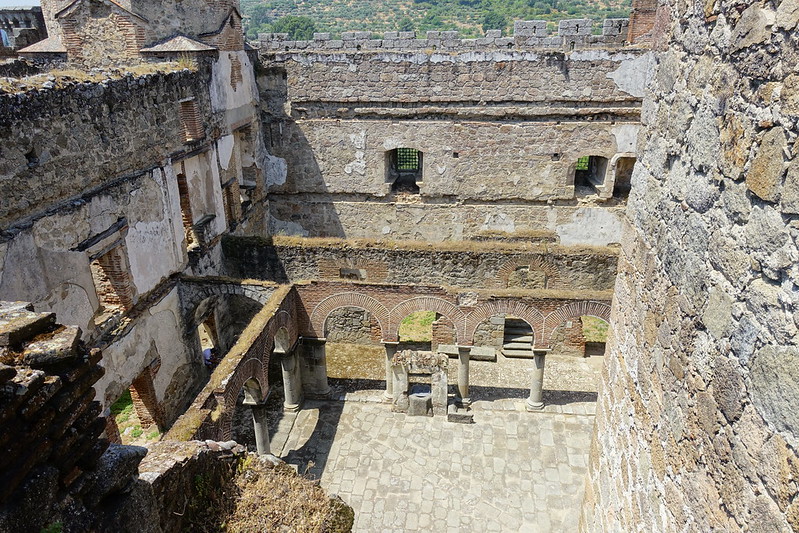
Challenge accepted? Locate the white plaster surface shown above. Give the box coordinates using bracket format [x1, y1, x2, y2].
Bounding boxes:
[554, 207, 624, 246]
[606, 52, 656, 98]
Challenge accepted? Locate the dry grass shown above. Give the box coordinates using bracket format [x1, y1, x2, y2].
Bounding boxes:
[225, 457, 354, 533]
[398, 310, 436, 342]
[0, 61, 194, 94]
[582, 316, 609, 343]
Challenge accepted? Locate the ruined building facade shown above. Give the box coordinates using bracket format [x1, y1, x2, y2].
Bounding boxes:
[2, 0, 797, 530]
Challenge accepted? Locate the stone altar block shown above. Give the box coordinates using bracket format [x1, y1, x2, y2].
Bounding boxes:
[391, 349, 448, 416]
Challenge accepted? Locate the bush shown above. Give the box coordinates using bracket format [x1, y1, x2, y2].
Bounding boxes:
[271, 15, 318, 40]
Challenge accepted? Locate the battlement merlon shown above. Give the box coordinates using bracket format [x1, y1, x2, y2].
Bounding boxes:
[257, 19, 635, 53]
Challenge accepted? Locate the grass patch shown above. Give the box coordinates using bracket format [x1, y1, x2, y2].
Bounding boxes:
[582, 316, 608, 343]
[399, 311, 436, 342]
[110, 389, 162, 446]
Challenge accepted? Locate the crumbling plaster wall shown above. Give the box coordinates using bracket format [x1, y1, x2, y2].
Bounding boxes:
[258, 47, 652, 245]
[582, 0, 799, 529]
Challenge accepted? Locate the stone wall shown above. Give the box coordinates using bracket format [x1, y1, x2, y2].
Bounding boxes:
[257, 43, 653, 245]
[258, 18, 631, 53]
[223, 236, 619, 293]
[582, 0, 799, 529]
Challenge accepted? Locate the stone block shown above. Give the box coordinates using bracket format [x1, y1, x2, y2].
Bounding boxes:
[22, 326, 81, 367]
[496, 37, 515, 47]
[485, 29, 502, 38]
[398, 31, 416, 39]
[440, 31, 459, 39]
[514, 20, 548, 37]
[324, 40, 344, 49]
[342, 32, 356, 40]
[470, 346, 496, 362]
[559, 19, 592, 36]
[354, 31, 371, 39]
[313, 32, 331, 41]
[408, 391, 432, 417]
[0, 308, 56, 349]
[383, 31, 399, 39]
[426, 31, 441, 39]
[447, 403, 474, 424]
[747, 127, 787, 202]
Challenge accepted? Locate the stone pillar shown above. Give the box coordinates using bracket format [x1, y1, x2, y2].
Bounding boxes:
[526, 352, 547, 411]
[383, 342, 398, 402]
[280, 349, 303, 411]
[300, 338, 331, 399]
[251, 405, 271, 455]
[457, 346, 471, 407]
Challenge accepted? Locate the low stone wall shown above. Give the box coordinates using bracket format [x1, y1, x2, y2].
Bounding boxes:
[223, 236, 619, 293]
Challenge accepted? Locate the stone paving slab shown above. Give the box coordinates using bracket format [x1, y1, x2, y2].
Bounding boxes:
[278, 399, 595, 532]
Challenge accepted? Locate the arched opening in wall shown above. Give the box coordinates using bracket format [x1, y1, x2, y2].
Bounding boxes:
[550, 315, 609, 357]
[89, 243, 136, 319]
[109, 365, 165, 446]
[613, 156, 636, 199]
[198, 318, 219, 369]
[231, 378, 272, 453]
[573, 155, 608, 196]
[465, 315, 536, 402]
[386, 148, 423, 193]
[398, 310, 436, 350]
[323, 307, 385, 389]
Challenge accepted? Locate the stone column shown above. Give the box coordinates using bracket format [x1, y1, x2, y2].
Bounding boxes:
[280, 349, 303, 411]
[251, 405, 271, 455]
[383, 342, 398, 402]
[457, 346, 471, 407]
[526, 352, 547, 411]
[301, 338, 331, 398]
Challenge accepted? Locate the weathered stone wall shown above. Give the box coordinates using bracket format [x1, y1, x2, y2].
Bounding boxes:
[324, 307, 377, 344]
[582, 0, 799, 529]
[258, 45, 653, 245]
[0, 66, 213, 229]
[223, 237, 619, 293]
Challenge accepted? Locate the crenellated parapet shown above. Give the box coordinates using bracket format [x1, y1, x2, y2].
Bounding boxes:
[258, 18, 633, 53]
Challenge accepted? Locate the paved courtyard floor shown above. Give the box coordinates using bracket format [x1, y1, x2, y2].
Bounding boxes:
[272, 398, 595, 532]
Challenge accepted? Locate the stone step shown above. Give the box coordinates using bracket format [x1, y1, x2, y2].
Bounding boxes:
[503, 342, 533, 350]
[0, 307, 56, 350]
[504, 334, 533, 343]
[504, 326, 533, 335]
[502, 349, 536, 359]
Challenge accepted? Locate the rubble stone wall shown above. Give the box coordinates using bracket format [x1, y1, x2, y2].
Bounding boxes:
[223, 237, 619, 293]
[257, 44, 653, 245]
[582, 0, 799, 529]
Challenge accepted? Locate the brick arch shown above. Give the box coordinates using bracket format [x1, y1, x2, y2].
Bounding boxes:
[308, 292, 389, 339]
[543, 301, 611, 347]
[217, 356, 268, 440]
[180, 282, 272, 331]
[465, 300, 546, 346]
[388, 297, 466, 344]
[494, 256, 563, 289]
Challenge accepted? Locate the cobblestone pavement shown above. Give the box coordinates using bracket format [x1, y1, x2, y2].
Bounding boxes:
[275, 399, 595, 532]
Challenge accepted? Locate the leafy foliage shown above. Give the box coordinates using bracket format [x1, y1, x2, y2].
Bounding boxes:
[240, 0, 631, 38]
[271, 15, 319, 40]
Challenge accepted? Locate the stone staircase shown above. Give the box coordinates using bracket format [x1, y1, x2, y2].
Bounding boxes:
[502, 318, 535, 359]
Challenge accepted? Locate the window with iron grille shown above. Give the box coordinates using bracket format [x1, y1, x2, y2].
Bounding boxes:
[395, 148, 420, 171]
[387, 148, 423, 193]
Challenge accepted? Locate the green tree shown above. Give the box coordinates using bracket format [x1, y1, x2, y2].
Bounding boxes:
[270, 15, 318, 40]
[397, 16, 414, 31]
[481, 11, 507, 32]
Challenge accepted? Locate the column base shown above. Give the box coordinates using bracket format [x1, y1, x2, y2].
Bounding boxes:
[305, 389, 332, 400]
[457, 396, 471, 409]
[283, 400, 303, 412]
[382, 391, 394, 403]
[525, 398, 544, 411]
